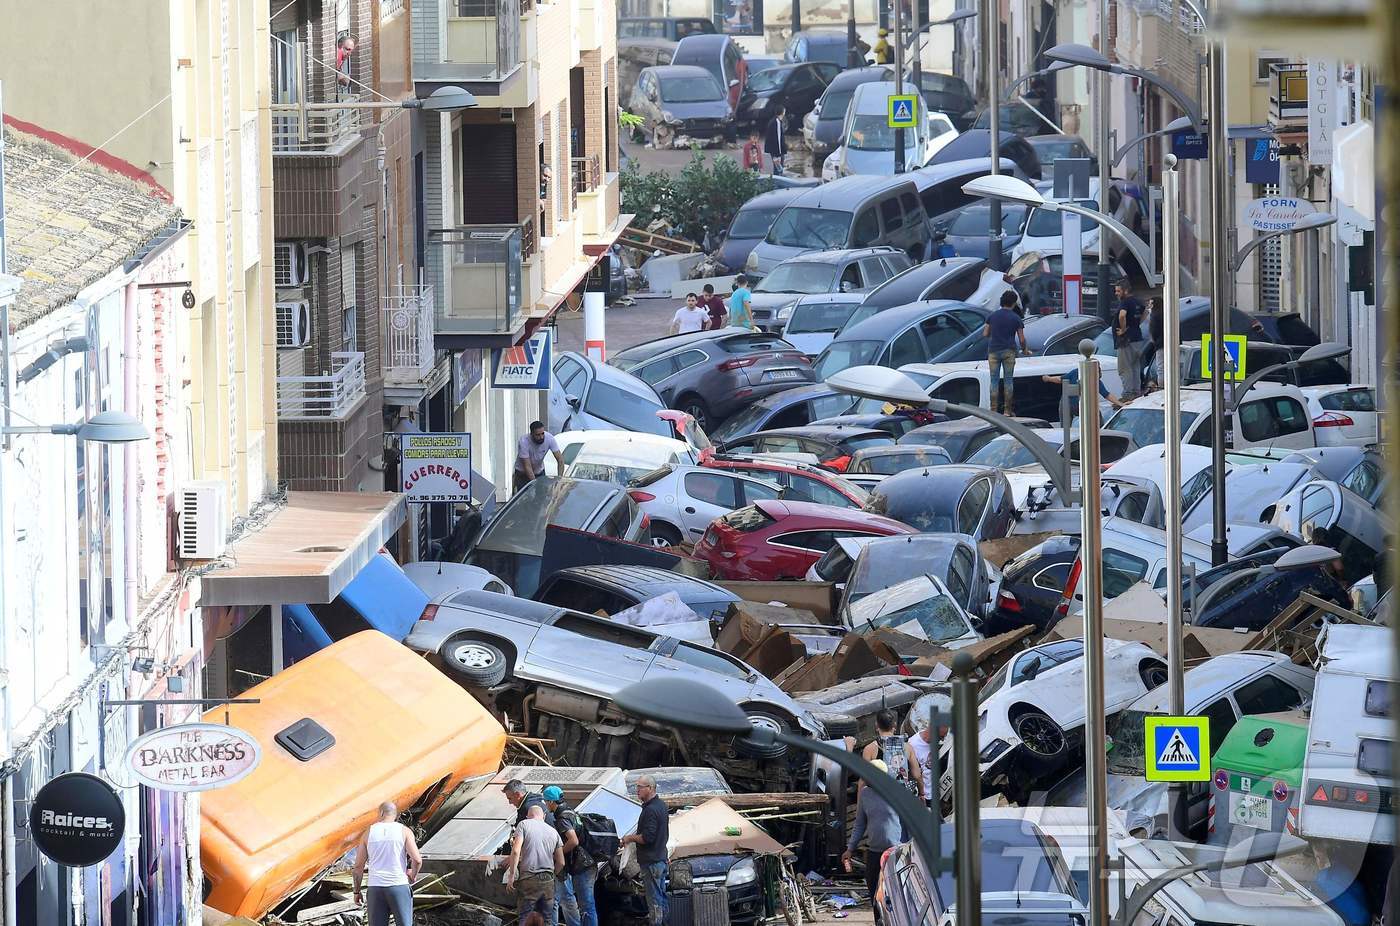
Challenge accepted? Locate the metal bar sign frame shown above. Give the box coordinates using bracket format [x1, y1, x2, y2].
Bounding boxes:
[401, 432, 473, 504]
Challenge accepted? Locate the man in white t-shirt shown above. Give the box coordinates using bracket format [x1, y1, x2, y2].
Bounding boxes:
[515, 421, 564, 493]
[668, 293, 710, 335]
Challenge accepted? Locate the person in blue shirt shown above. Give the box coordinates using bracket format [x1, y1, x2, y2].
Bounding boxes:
[982, 291, 1029, 415]
[1040, 367, 1122, 423]
[1312, 841, 1372, 926]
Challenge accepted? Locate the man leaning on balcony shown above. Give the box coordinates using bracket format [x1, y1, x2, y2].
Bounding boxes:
[515, 421, 565, 493]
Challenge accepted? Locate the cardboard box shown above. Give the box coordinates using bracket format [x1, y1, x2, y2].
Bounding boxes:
[716, 581, 838, 623]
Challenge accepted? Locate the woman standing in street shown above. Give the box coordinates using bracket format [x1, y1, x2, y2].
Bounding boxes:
[842, 760, 905, 924]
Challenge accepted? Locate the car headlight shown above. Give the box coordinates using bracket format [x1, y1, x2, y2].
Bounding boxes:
[979, 738, 1012, 763]
[746, 98, 768, 113]
[661, 110, 680, 124]
[726, 857, 758, 886]
[776, 302, 797, 321]
[745, 251, 759, 272]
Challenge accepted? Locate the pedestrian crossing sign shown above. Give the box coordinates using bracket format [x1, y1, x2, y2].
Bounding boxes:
[1200, 333, 1248, 381]
[888, 94, 918, 129]
[1144, 715, 1211, 782]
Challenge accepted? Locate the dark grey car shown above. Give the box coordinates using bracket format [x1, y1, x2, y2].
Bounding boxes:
[801, 66, 893, 158]
[838, 257, 990, 333]
[709, 383, 856, 442]
[814, 299, 992, 379]
[840, 533, 994, 622]
[898, 417, 1053, 462]
[1022, 313, 1109, 356]
[937, 200, 1031, 264]
[748, 247, 912, 332]
[716, 187, 804, 273]
[609, 327, 814, 430]
[534, 564, 742, 624]
[632, 65, 732, 144]
[864, 464, 1017, 541]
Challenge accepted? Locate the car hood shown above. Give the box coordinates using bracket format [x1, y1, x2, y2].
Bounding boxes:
[749, 243, 809, 274]
[784, 331, 837, 356]
[717, 236, 762, 273]
[813, 117, 845, 146]
[664, 99, 732, 120]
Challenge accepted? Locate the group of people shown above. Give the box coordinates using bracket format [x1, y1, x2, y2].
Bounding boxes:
[667, 276, 756, 334]
[741, 112, 788, 176]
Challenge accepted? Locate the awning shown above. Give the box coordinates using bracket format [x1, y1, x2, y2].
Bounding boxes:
[199, 491, 407, 607]
[283, 551, 428, 661]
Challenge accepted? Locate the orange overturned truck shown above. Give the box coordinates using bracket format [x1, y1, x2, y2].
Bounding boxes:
[201, 630, 507, 919]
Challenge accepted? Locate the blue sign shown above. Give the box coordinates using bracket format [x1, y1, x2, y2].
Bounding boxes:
[453, 349, 483, 407]
[1245, 137, 1280, 185]
[1144, 715, 1211, 782]
[1170, 130, 1208, 160]
[491, 328, 553, 390]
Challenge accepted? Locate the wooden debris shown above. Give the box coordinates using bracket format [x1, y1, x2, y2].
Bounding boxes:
[661, 792, 829, 811]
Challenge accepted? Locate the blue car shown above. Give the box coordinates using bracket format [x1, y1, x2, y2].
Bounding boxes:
[282, 552, 428, 664]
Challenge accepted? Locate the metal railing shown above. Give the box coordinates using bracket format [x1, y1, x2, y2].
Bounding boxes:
[382, 285, 437, 384]
[448, 0, 521, 78]
[433, 223, 527, 333]
[277, 351, 367, 419]
[572, 154, 602, 194]
[271, 95, 362, 153]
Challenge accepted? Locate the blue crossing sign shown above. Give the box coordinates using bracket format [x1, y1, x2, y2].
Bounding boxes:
[1200, 333, 1248, 381]
[888, 94, 918, 129]
[1144, 715, 1211, 782]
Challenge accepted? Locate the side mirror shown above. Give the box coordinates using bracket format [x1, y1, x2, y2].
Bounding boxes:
[1021, 655, 1042, 680]
[566, 394, 581, 410]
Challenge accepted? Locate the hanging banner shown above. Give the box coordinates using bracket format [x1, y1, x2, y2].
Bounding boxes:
[1243, 196, 1317, 233]
[401, 432, 473, 503]
[1308, 59, 1337, 165]
[29, 773, 125, 867]
[490, 328, 553, 390]
[123, 723, 262, 792]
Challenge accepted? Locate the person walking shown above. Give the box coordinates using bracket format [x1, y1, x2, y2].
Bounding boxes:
[763, 107, 787, 176]
[872, 28, 892, 64]
[841, 761, 905, 924]
[860, 710, 914, 795]
[544, 786, 599, 926]
[669, 293, 710, 335]
[515, 422, 564, 493]
[352, 801, 422, 926]
[728, 275, 755, 330]
[983, 291, 1029, 415]
[622, 774, 669, 926]
[700, 283, 728, 330]
[509, 805, 566, 926]
[1113, 281, 1146, 399]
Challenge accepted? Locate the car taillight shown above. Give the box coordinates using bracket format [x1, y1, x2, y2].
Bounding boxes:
[718, 356, 759, 371]
[640, 513, 651, 529]
[1313, 412, 1355, 428]
[1055, 558, 1083, 619]
[996, 590, 1021, 612]
[629, 490, 656, 502]
[420, 604, 438, 622]
[781, 352, 811, 364]
[823, 454, 852, 472]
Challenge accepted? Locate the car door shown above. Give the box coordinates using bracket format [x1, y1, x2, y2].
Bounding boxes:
[524, 612, 658, 694]
[678, 470, 744, 539]
[883, 326, 926, 368]
[785, 65, 822, 115]
[647, 638, 757, 702]
[919, 313, 968, 360]
[549, 354, 589, 431]
[955, 477, 992, 537]
[859, 256, 894, 290]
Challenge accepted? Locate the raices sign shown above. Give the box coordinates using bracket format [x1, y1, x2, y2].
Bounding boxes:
[123, 722, 262, 792]
[29, 773, 125, 867]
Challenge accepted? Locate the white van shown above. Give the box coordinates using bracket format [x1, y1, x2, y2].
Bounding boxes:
[1299, 623, 1396, 846]
[1105, 382, 1318, 452]
[887, 355, 1124, 424]
[823, 81, 934, 178]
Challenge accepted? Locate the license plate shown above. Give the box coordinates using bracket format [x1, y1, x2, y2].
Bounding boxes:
[1229, 792, 1272, 830]
[766, 369, 803, 381]
[1083, 283, 1098, 295]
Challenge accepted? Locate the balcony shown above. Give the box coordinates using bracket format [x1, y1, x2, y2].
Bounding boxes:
[432, 220, 536, 341]
[445, 0, 521, 81]
[271, 96, 363, 154]
[271, 96, 366, 239]
[382, 285, 437, 385]
[277, 352, 368, 420]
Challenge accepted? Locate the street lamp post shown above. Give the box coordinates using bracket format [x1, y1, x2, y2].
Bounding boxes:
[906, 9, 978, 90]
[983, 0, 1003, 269]
[894, 0, 906, 174]
[1161, 154, 1186, 838]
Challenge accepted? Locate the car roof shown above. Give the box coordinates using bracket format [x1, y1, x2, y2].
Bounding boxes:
[752, 498, 913, 530]
[674, 33, 729, 51]
[850, 81, 901, 113]
[787, 172, 920, 209]
[861, 257, 986, 307]
[834, 299, 980, 341]
[747, 425, 888, 440]
[778, 246, 897, 265]
[1026, 133, 1088, 147]
[549, 564, 735, 597]
[746, 382, 841, 409]
[905, 416, 1048, 437]
[826, 65, 893, 89]
[908, 157, 1018, 187]
[794, 292, 867, 306]
[1318, 624, 1393, 679]
[737, 187, 808, 211]
[1121, 380, 1299, 412]
[875, 462, 1001, 493]
[1127, 652, 1295, 713]
[647, 64, 719, 80]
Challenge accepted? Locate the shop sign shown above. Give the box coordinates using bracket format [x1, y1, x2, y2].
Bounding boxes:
[1243, 196, 1317, 233]
[490, 328, 552, 389]
[123, 722, 262, 792]
[401, 432, 473, 503]
[29, 773, 125, 867]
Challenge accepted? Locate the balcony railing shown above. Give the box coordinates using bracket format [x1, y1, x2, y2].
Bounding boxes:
[383, 285, 437, 384]
[278, 351, 367, 419]
[271, 95, 363, 154]
[572, 155, 602, 195]
[433, 223, 529, 335]
[446, 0, 521, 80]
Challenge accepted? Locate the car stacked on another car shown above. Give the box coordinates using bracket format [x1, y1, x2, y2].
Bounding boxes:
[626, 463, 787, 547]
[737, 61, 840, 131]
[717, 424, 895, 472]
[747, 247, 912, 333]
[700, 452, 872, 508]
[710, 383, 857, 441]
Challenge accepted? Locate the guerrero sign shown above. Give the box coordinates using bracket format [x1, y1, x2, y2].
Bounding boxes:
[1243, 196, 1317, 233]
[29, 773, 125, 867]
[491, 328, 553, 389]
[123, 722, 262, 792]
[401, 433, 473, 503]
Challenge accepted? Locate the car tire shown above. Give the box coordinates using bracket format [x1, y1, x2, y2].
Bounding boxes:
[443, 638, 509, 687]
[734, 708, 791, 759]
[677, 395, 711, 432]
[650, 522, 684, 548]
[805, 711, 860, 738]
[1139, 659, 1169, 690]
[1010, 708, 1066, 760]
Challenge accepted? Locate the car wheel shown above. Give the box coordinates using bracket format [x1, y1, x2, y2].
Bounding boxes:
[807, 711, 860, 738]
[650, 522, 684, 548]
[1139, 660, 1169, 690]
[678, 396, 711, 431]
[734, 708, 791, 759]
[443, 638, 509, 687]
[1010, 708, 1066, 759]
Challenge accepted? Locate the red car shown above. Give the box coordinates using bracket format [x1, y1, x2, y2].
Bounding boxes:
[699, 452, 870, 508]
[693, 499, 917, 581]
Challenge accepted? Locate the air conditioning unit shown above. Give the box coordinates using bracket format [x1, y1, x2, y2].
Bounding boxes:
[178, 480, 228, 560]
[276, 300, 312, 348]
[274, 241, 310, 287]
[500, 109, 516, 122]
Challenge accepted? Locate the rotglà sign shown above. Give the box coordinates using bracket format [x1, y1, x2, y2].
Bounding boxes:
[123, 722, 262, 792]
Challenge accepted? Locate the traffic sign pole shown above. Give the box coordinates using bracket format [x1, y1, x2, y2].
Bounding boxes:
[1079, 343, 1109, 926]
[893, 0, 905, 174]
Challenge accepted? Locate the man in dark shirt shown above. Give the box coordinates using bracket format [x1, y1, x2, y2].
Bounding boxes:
[622, 775, 669, 926]
[1113, 281, 1146, 399]
[700, 283, 728, 329]
[764, 107, 787, 176]
[1041, 367, 1122, 423]
[506, 779, 553, 825]
[982, 291, 1029, 415]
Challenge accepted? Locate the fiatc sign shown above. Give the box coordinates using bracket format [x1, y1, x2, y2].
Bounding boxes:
[491, 328, 553, 389]
[1243, 196, 1317, 233]
[123, 723, 262, 792]
[29, 773, 125, 867]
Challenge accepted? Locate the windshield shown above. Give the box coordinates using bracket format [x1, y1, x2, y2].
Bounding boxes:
[949, 202, 1027, 236]
[660, 75, 724, 103]
[767, 207, 852, 249]
[1034, 139, 1088, 164]
[757, 262, 839, 294]
[849, 577, 970, 643]
[811, 543, 856, 582]
[1106, 709, 1157, 775]
[847, 542, 937, 601]
[814, 340, 881, 378]
[744, 68, 787, 92]
[711, 401, 773, 442]
[866, 490, 954, 533]
[967, 435, 1039, 469]
[1103, 407, 1199, 448]
[819, 88, 857, 121]
[855, 449, 947, 474]
[848, 113, 916, 152]
[729, 206, 783, 239]
[787, 300, 860, 334]
[1026, 200, 1098, 237]
[584, 382, 669, 435]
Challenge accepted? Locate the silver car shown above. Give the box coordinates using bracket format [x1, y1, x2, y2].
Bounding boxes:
[406, 589, 825, 752]
[628, 463, 787, 547]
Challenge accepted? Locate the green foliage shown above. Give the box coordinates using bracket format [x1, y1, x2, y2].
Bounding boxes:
[620, 149, 763, 243]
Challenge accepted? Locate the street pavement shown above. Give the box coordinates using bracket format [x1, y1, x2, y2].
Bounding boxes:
[554, 294, 685, 356]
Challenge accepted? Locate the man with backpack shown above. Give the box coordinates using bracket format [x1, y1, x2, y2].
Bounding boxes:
[543, 786, 594, 926]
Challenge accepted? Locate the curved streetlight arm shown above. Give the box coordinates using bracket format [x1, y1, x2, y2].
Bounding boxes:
[1117, 833, 1306, 926]
[930, 400, 1075, 502]
[903, 11, 977, 48]
[1113, 126, 1172, 167]
[1056, 202, 1160, 286]
[1229, 228, 1289, 274]
[1229, 360, 1289, 410]
[1109, 65, 1204, 133]
[1001, 68, 1046, 101]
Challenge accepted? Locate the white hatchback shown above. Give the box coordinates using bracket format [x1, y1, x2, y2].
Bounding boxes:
[1300, 384, 1378, 447]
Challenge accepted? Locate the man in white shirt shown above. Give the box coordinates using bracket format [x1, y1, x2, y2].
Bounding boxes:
[352, 801, 422, 926]
[668, 293, 710, 335]
[515, 421, 564, 493]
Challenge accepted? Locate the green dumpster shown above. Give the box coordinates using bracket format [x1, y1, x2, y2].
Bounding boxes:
[1208, 710, 1308, 844]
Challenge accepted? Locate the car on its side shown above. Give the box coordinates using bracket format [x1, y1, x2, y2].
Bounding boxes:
[699, 452, 871, 509]
[405, 588, 825, 752]
[693, 499, 916, 580]
[609, 327, 813, 431]
[709, 383, 856, 442]
[1266, 479, 1390, 583]
[626, 463, 786, 547]
[631, 65, 733, 146]
[533, 564, 742, 625]
[1186, 545, 1353, 632]
[1007, 248, 1131, 316]
[780, 293, 866, 356]
[898, 416, 1053, 462]
[748, 247, 912, 333]
[864, 463, 1016, 541]
[548, 351, 670, 436]
[802, 65, 893, 161]
[673, 33, 748, 117]
[738, 61, 840, 131]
